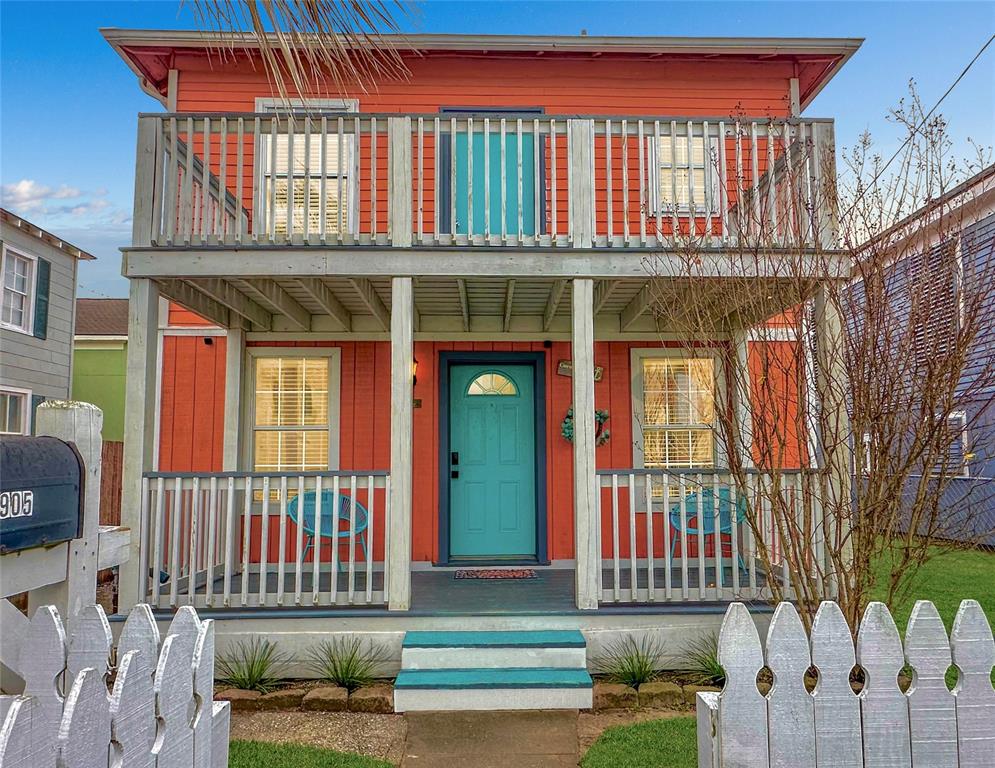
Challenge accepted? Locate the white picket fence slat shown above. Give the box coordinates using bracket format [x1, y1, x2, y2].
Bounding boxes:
[0, 603, 229, 768]
[697, 599, 995, 768]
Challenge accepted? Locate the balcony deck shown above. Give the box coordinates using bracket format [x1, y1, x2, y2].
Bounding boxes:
[126, 111, 844, 333]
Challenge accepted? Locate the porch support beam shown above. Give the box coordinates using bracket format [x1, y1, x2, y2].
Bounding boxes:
[119, 278, 160, 612]
[814, 284, 852, 592]
[296, 278, 351, 330]
[456, 279, 470, 332]
[388, 276, 414, 611]
[156, 279, 239, 330]
[196, 278, 272, 330]
[620, 283, 652, 331]
[571, 278, 599, 610]
[245, 279, 311, 331]
[125, 248, 851, 281]
[503, 279, 516, 332]
[348, 278, 390, 331]
[222, 327, 244, 471]
[730, 327, 754, 469]
[543, 279, 567, 332]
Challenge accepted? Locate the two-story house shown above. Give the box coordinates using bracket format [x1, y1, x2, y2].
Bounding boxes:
[1, 208, 95, 435]
[105, 29, 860, 702]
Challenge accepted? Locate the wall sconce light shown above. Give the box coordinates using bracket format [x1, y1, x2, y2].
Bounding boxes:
[412, 358, 419, 387]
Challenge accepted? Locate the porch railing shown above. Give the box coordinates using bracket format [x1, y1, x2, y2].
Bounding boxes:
[139, 470, 390, 609]
[596, 468, 827, 604]
[135, 112, 837, 251]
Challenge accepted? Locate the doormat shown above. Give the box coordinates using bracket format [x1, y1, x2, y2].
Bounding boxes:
[454, 568, 538, 580]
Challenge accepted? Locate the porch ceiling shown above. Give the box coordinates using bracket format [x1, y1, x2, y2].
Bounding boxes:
[156, 275, 804, 335]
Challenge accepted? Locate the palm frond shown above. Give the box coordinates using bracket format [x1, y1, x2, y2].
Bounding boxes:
[185, 0, 414, 103]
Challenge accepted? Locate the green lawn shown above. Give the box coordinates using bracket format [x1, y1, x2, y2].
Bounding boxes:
[229, 741, 392, 768]
[869, 544, 995, 633]
[581, 717, 697, 768]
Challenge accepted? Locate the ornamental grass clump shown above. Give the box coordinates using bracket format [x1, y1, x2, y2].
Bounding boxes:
[595, 635, 664, 689]
[679, 631, 725, 686]
[306, 637, 390, 692]
[217, 638, 288, 693]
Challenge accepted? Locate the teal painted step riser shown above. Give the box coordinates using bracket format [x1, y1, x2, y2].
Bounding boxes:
[402, 629, 586, 649]
[395, 667, 593, 690]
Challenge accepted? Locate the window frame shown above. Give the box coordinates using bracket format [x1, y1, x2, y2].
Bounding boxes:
[254, 98, 360, 239]
[1, 244, 37, 335]
[0, 386, 32, 435]
[647, 131, 722, 217]
[630, 347, 727, 470]
[242, 347, 341, 473]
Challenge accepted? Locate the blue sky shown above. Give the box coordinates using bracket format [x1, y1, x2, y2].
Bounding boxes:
[2, 1, 992, 297]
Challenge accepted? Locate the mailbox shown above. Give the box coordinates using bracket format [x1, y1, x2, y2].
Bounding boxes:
[0, 436, 84, 554]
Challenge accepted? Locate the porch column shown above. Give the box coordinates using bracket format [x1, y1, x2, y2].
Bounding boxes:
[813, 283, 852, 590]
[572, 278, 599, 609]
[119, 277, 160, 612]
[388, 276, 414, 610]
[730, 329, 754, 469]
[222, 327, 245, 471]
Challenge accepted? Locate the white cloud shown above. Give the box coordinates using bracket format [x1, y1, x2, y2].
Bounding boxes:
[0, 178, 129, 229]
[1, 179, 82, 211]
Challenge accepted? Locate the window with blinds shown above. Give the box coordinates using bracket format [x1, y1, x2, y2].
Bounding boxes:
[640, 357, 715, 468]
[1, 247, 34, 333]
[257, 100, 357, 238]
[253, 357, 330, 473]
[651, 134, 721, 213]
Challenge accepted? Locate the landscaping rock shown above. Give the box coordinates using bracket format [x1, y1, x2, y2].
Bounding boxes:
[683, 684, 721, 708]
[256, 687, 307, 710]
[593, 682, 637, 710]
[348, 684, 394, 713]
[638, 681, 684, 709]
[215, 688, 262, 711]
[302, 686, 349, 712]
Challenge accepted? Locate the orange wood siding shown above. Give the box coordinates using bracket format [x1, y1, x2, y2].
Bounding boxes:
[173, 55, 796, 116]
[157, 336, 806, 563]
[158, 335, 227, 471]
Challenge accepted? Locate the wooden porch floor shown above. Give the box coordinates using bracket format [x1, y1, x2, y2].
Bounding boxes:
[150, 565, 772, 615]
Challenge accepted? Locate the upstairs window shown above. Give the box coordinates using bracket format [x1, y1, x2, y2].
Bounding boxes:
[651, 133, 721, 214]
[1, 247, 34, 334]
[256, 99, 358, 238]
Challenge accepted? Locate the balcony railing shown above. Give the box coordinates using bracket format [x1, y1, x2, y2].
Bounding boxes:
[134, 112, 837, 251]
[139, 470, 390, 609]
[596, 468, 829, 604]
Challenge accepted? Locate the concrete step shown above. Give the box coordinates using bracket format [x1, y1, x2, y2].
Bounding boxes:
[393, 667, 594, 712]
[401, 630, 587, 670]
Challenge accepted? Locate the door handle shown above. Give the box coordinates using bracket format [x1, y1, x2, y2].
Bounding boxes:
[451, 451, 459, 466]
[451, 470, 460, 479]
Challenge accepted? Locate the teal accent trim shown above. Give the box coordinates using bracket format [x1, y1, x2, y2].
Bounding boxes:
[403, 630, 585, 649]
[395, 667, 593, 690]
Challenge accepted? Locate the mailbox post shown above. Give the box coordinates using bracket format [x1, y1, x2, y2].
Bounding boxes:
[29, 402, 103, 623]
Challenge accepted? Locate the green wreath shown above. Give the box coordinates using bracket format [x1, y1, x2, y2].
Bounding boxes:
[561, 407, 611, 447]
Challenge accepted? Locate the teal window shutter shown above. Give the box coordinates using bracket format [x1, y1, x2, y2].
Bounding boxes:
[30, 395, 46, 434]
[32, 257, 50, 339]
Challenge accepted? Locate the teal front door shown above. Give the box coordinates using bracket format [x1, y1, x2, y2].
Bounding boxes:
[448, 365, 536, 558]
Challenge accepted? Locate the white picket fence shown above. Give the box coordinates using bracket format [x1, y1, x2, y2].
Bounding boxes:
[697, 599, 995, 768]
[0, 603, 230, 768]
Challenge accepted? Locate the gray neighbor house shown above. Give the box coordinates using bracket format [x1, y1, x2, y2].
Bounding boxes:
[0, 208, 95, 435]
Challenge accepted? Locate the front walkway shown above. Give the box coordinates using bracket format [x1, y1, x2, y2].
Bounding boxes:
[403, 710, 579, 767]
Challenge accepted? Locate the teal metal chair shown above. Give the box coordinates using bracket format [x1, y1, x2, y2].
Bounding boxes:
[287, 490, 369, 570]
[669, 485, 748, 573]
